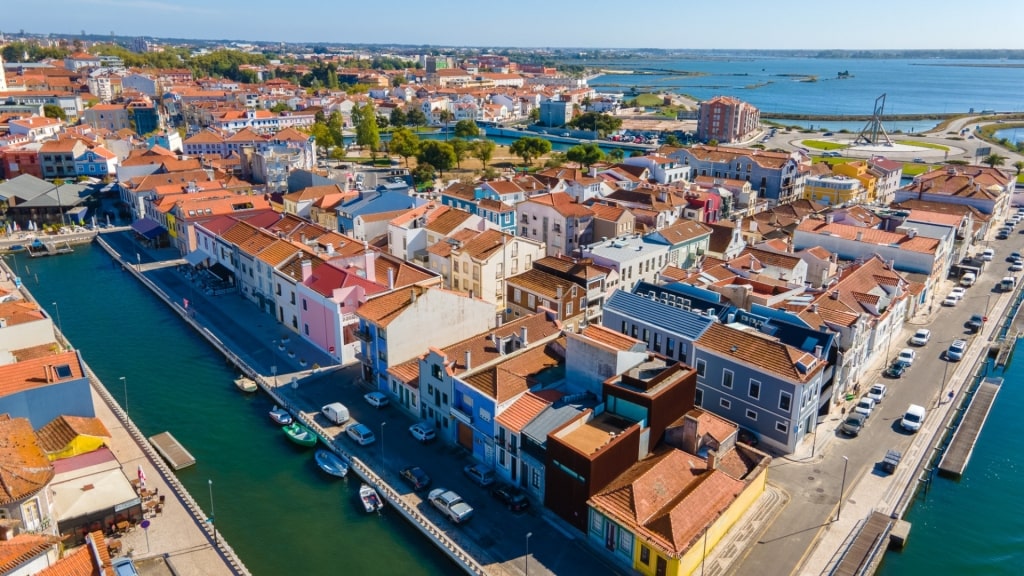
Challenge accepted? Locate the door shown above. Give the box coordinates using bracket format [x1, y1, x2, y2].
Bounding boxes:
[457, 422, 473, 450]
[656, 556, 667, 576]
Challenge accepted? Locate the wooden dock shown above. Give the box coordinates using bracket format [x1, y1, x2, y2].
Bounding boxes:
[832, 511, 893, 576]
[149, 431, 196, 470]
[938, 377, 1002, 478]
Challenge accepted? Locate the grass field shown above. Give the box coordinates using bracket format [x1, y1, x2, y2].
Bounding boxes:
[801, 140, 846, 150]
[632, 93, 665, 107]
[896, 140, 950, 151]
[902, 164, 931, 176]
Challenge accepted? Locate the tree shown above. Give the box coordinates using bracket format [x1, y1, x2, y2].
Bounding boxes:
[438, 110, 454, 140]
[268, 102, 290, 113]
[355, 103, 381, 160]
[566, 143, 605, 170]
[608, 148, 625, 163]
[412, 162, 436, 185]
[390, 107, 407, 128]
[568, 112, 622, 137]
[708, 139, 720, 147]
[1014, 160, 1024, 177]
[664, 134, 681, 147]
[326, 111, 344, 148]
[473, 140, 496, 169]
[44, 105, 66, 121]
[418, 141, 456, 177]
[450, 138, 472, 169]
[982, 153, 1007, 168]
[454, 120, 480, 139]
[528, 108, 541, 123]
[390, 128, 421, 167]
[406, 108, 427, 127]
[510, 137, 551, 167]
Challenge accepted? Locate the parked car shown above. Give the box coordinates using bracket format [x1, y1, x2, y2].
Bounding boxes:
[840, 413, 867, 436]
[346, 423, 376, 446]
[960, 272, 977, 287]
[897, 348, 917, 365]
[1010, 252, 1023, 262]
[912, 157, 925, 163]
[408, 422, 436, 443]
[997, 232, 1010, 240]
[429, 488, 474, 524]
[321, 402, 350, 425]
[1011, 262, 1023, 272]
[942, 295, 959, 307]
[910, 329, 931, 346]
[854, 397, 876, 417]
[399, 466, 431, 491]
[967, 314, 985, 333]
[981, 248, 995, 261]
[463, 463, 496, 487]
[491, 483, 530, 512]
[885, 360, 908, 379]
[364, 391, 390, 408]
[901, 404, 926, 433]
[867, 383, 888, 403]
[949, 287, 966, 301]
[946, 339, 968, 361]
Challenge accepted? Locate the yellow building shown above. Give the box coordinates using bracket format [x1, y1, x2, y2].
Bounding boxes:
[832, 161, 879, 202]
[587, 410, 771, 576]
[803, 173, 866, 206]
[35, 415, 111, 461]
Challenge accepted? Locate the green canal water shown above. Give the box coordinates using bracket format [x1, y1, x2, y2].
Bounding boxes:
[7, 246, 454, 575]
[879, 351, 1024, 575]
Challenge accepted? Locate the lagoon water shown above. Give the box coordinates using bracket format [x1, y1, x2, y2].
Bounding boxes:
[6, 247, 455, 576]
[589, 56, 1024, 115]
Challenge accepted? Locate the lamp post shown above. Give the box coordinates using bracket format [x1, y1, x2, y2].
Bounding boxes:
[208, 479, 217, 546]
[525, 532, 533, 576]
[51, 301, 63, 343]
[53, 181, 65, 228]
[119, 376, 128, 418]
[836, 456, 849, 522]
[380, 421, 386, 468]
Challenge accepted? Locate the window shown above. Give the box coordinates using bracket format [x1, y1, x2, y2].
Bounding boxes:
[621, 320, 627, 334]
[532, 467, 541, 488]
[696, 359, 706, 378]
[442, 393, 448, 406]
[427, 384, 434, 396]
[431, 364, 442, 379]
[304, 324, 309, 335]
[749, 379, 761, 400]
[695, 388, 703, 407]
[722, 369, 733, 389]
[302, 299, 307, 311]
[776, 421, 789, 434]
[566, 302, 573, 316]
[642, 328, 649, 342]
[746, 409, 758, 421]
[528, 294, 536, 308]
[720, 398, 731, 410]
[779, 391, 792, 412]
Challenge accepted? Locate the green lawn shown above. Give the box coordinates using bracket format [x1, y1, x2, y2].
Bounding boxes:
[632, 93, 665, 107]
[902, 164, 930, 176]
[801, 140, 846, 150]
[896, 140, 950, 151]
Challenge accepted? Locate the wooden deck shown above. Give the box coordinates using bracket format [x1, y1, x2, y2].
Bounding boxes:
[938, 377, 1002, 478]
[832, 511, 893, 576]
[149, 431, 196, 470]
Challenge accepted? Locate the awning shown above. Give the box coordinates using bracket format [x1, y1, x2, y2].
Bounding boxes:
[131, 217, 167, 240]
[209, 262, 234, 282]
[184, 250, 212, 266]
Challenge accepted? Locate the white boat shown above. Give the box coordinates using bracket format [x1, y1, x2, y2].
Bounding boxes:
[234, 375, 257, 393]
[359, 483, 383, 513]
[268, 405, 292, 425]
[314, 449, 349, 478]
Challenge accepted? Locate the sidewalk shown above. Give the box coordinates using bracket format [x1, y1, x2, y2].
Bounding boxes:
[0, 259, 241, 576]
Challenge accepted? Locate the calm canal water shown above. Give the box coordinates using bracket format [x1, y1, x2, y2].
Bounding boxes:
[6, 246, 454, 576]
[879, 349, 1024, 574]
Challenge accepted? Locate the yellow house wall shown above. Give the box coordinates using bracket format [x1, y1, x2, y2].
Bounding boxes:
[635, 466, 768, 576]
[166, 213, 178, 238]
[47, 435, 106, 461]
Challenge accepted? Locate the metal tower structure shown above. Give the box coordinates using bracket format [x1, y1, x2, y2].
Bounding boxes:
[854, 93, 893, 146]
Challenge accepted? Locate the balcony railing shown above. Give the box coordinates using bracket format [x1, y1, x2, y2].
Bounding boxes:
[354, 327, 372, 342]
[450, 405, 473, 425]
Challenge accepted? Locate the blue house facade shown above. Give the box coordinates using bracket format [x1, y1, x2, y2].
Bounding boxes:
[439, 183, 517, 234]
[452, 377, 497, 463]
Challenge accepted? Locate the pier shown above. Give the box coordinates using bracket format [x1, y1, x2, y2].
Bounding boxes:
[831, 511, 894, 576]
[938, 377, 1003, 477]
[149, 431, 197, 470]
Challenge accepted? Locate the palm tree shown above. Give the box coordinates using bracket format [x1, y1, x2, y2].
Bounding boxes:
[438, 110, 454, 142]
[1013, 160, 1024, 177]
[982, 153, 1007, 168]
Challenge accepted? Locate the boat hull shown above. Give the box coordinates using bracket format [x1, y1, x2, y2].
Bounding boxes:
[282, 423, 317, 447]
[234, 376, 257, 393]
[269, 406, 293, 425]
[359, 483, 383, 513]
[314, 449, 349, 478]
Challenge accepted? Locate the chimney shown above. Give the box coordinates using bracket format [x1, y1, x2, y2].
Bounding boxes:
[831, 290, 840, 300]
[815, 345, 824, 359]
[855, 230, 864, 242]
[410, 288, 417, 303]
[464, 350, 472, 371]
[300, 259, 312, 282]
[387, 267, 395, 290]
[520, 326, 528, 346]
[748, 220, 757, 233]
[825, 213, 834, 224]
[707, 449, 718, 471]
[364, 248, 376, 283]
[906, 228, 917, 238]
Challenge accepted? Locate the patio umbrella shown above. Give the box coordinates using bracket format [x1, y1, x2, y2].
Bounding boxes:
[137, 465, 147, 489]
[4, 223, 10, 236]
[13, 222, 19, 232]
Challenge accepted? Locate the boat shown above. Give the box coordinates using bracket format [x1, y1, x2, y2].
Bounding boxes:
[282, 422, 317, 447]
[234, 375, 257, 393]
[314, 449, 349, 478]
[359, 483, 384, 513]
[269, 405, 293, 425]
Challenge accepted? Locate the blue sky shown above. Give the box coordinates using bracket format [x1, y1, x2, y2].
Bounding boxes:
[7, 0, 1024, 49]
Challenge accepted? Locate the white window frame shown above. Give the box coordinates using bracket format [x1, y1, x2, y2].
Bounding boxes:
[746, 408, 758, 421]
[722, 369, 733, 389]
[776, 421, 788, 433]
[749, 379, 761, 400]
[720, 398, 731, 410]
[779, 391, 792, 412]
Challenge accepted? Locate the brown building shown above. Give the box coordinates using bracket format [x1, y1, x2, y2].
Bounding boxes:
[697, 96, 761, 144]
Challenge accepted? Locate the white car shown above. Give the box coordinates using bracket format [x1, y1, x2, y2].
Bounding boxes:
[1011, 263, 1024, 272]
[363, 391, 390, 408]
[897, 348, 916, 365]
[854, 397, 876, 418]
[867, 383, 888, 403]
[942, 295, 959, 307]
[408, 422, 436, 443]
[910, 329, 931, 346]
[949, 287, 966, 301]
[981, 248, 994, 261]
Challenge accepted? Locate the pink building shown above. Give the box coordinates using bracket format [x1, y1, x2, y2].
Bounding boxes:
[697, 96, 760, 144]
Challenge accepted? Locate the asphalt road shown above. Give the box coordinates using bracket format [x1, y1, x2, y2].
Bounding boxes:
[734, 222, 1021, 576]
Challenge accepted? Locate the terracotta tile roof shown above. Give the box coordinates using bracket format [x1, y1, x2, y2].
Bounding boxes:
[477, 198, 514, 213]
[424, 207, 471, 234]
[524, 192, 594, 218]
[0, 416, 54, 505]
[462, 338, 564, 402]
[387, 357, 421, 385]
[579, 324, 643, 352]
[902, 165, 1010, 199]
[273, 127, 311, 142]
[37, 530, 111, 576]
[739, 247, 802, 270]
[0, 351, 84, 398]
[183, 130, 224, 144]
[0, 533, 66, 575]
[588, 448, 745, 556]
[455, 229, 511, 261]
[698, 323, 823, 383]
[800, 246, 834, 261]
[906, 209, 966, 227]
[283, 184, 345, 202]
[796, 219, 939, 254]
[375, 254, 436, 289]
[256, 239, 309, 267]
[35, 415, 111, 455]
[433, 311, 562, 380]
[506, 268, 576, 300]
[440, 181, 477, 202]
[0, 300, 46, 327]
[495, 392, 553, 432]
[652, 220, 712, 245]
[681, 144, 796, 169]
[356, 285, 428, 327]
[588, 202, 627, 222]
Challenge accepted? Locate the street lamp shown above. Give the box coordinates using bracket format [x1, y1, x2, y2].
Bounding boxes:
[51, 301, 63, 343]
[525, 532, 533, 576]
[380, 421, 386, 468]
[119, 376, 128, 418]
[53, 181, 65, 228]
[836, 456, 849, 522]
[208, 479, 217, 546]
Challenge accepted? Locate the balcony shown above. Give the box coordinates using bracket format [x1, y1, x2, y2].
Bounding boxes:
[355, 351, 372, 366]
[354, 327, 372, 342]
[450, 405, 473, 426]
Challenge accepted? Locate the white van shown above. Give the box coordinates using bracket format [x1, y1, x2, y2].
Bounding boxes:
[321, 402, 350, 425]
[901, 404, 926, 433]
[960, 272, 977, 287]
[1000, 276, 1017, 292]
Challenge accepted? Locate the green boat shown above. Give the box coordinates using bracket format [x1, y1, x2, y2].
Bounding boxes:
[282, 423, 317, 447]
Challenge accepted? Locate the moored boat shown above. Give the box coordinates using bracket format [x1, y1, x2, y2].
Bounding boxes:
[314, 449, 349, 478]
[269, 405, 293, 425]
[234, 375, 257, 393]
[359, 483, 383, 513]
[282, 422, 317, 447]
